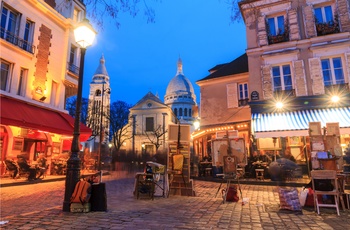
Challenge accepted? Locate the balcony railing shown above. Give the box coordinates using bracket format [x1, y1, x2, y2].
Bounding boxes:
[67, 62, 80, 75]
[316, 22, 340, 36]
[238, 98, 249, 107]
[268, 32, 289, 44]
[0, 27, 35, 54]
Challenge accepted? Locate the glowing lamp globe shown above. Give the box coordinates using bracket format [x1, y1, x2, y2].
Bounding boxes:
[74, 18, 96, 48]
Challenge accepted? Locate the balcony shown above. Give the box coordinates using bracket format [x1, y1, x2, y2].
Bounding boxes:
[238, 98, 249, 107]
[67, 62, 80, 76]
[268, 33, 289, 44]
[315, 15, 340, 37]
[0, 27, 35, 54]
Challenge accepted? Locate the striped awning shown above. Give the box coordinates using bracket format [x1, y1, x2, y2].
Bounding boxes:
[252, 107, 350, 138]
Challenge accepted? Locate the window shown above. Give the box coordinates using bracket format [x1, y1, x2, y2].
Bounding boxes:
[95, 89, 101, 96]
[272, 65, 292, 91]
[1, 60, 11, 91]
[51, 81, 58, 105]
[1, 5, 20, 40]
[70, 45, 76, 64]
[145, 117, 154, 132]
[314, 5, 339, 36]
[267, 15, 284, 36]
[73, 8, 81, 22]
[189, 109, 192, 117]
[184, 108, 188, 116]
[17, 68, 27, 96]
[314, 5, 333, 24]
[179, 108, 183, 116]
[238, 83, 249, 100]
[174, 108, 177, 116]
[321, 57, 345, 86]
[23, 20, 34, 52]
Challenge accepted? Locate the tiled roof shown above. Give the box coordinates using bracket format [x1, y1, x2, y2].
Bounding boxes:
[197, 53, 248, 82]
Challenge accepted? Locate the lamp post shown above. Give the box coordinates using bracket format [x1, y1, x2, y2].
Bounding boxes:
[63, 18, 96, 212]
[98, 83, 110, 171]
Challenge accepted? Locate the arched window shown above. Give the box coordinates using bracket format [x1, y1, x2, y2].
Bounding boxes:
[189, 109, 192, 117]
[184, 108, 188, 116]
[179, 108, 183, 116]
[174, 108, 178, 116]
[95, 89, 101, 96]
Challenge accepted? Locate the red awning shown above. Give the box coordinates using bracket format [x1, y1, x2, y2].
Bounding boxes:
[0, 96, 91, 136]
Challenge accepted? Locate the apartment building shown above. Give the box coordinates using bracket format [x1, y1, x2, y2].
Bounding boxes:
[239, 0, 350, 166]
[0, 0, 91, 175]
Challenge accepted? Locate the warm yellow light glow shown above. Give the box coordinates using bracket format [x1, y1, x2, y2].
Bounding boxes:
[331, 95, 340, 103]
[74, 19, 96, 48]
[108, 143, 112, 148]
[276, 102, 284, 109]
[193, 121, 200, 130]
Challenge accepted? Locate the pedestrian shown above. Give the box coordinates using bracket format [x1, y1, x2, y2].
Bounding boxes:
[36, 154, 47, 179]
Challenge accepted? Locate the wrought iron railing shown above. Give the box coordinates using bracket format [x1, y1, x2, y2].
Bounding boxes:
[238, 98, 250, 107]
[0, 27, 35, 54]
[67, 62, 80, 75]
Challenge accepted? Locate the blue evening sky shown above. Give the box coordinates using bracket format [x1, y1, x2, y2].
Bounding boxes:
[82, 0, 247, 106]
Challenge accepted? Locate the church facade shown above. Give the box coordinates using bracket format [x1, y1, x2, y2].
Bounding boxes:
[121, 58, 198, 157]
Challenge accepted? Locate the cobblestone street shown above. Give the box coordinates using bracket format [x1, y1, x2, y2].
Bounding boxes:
[1, 171, 350, 229]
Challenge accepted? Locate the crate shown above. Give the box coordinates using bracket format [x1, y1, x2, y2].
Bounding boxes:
[70, 202, 91, 213]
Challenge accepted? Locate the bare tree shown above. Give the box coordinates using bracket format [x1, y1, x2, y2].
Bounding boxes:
[83, 0, 243, 30]
[66, 96, 89, 125]
[107, 101, 133, 151]
[145, 125, 167, 151]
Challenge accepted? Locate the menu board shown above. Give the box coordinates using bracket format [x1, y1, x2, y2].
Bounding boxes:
[326, 122, 340, 136]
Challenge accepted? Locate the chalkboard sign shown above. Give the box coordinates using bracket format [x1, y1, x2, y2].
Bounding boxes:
[251, 91, 259, 100]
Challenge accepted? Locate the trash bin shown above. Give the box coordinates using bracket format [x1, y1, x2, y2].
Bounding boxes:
[90, 183, 107, 211]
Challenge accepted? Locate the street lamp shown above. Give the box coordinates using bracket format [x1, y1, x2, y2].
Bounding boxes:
[98, 83, 110, 171]
[63, 18, 96, 212]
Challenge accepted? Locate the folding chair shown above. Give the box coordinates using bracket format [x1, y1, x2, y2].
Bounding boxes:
[311, 170, 340, 215]
[168, 153, 186, 196]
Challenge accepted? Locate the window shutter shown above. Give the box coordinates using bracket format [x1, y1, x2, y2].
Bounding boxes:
[309, 57, 325, 95]
[345, 53, 350, 85]
[288, 9, 300, 41]
[338, 0, 350, 32]
[303, 5, 317, 38]
[257, 14, 268, 46]
[262, 65, 273, 99]
[293, 60, 307, 96]
[227, 83, 238, 108]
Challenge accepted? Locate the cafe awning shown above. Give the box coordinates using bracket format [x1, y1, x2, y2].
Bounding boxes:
[252, 107, 350, 138]
[1, 96, 91, 137]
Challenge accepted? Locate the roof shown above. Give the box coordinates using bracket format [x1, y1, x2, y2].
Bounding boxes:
[133, 91, 165, 107]
[93, 55, 109, 76]
[197, 53, 248, 82]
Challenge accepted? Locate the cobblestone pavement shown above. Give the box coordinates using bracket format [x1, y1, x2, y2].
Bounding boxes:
[1, 171, 350, 229]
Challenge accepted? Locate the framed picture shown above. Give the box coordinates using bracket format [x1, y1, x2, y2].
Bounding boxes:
[257, 137, 281, 150]
[326, 122, 340, 136]
[309, 122, 322, 136]
[289, 136, 301, 146]
[13, 137, 24, 151]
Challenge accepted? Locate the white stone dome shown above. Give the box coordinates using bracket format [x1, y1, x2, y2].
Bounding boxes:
[165, 58, 196, 102]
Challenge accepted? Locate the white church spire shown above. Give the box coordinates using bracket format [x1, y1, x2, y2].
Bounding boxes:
[177, 57, 183, 75]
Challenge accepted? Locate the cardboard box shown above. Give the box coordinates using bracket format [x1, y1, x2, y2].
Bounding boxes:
[70, 202, 91, 213]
